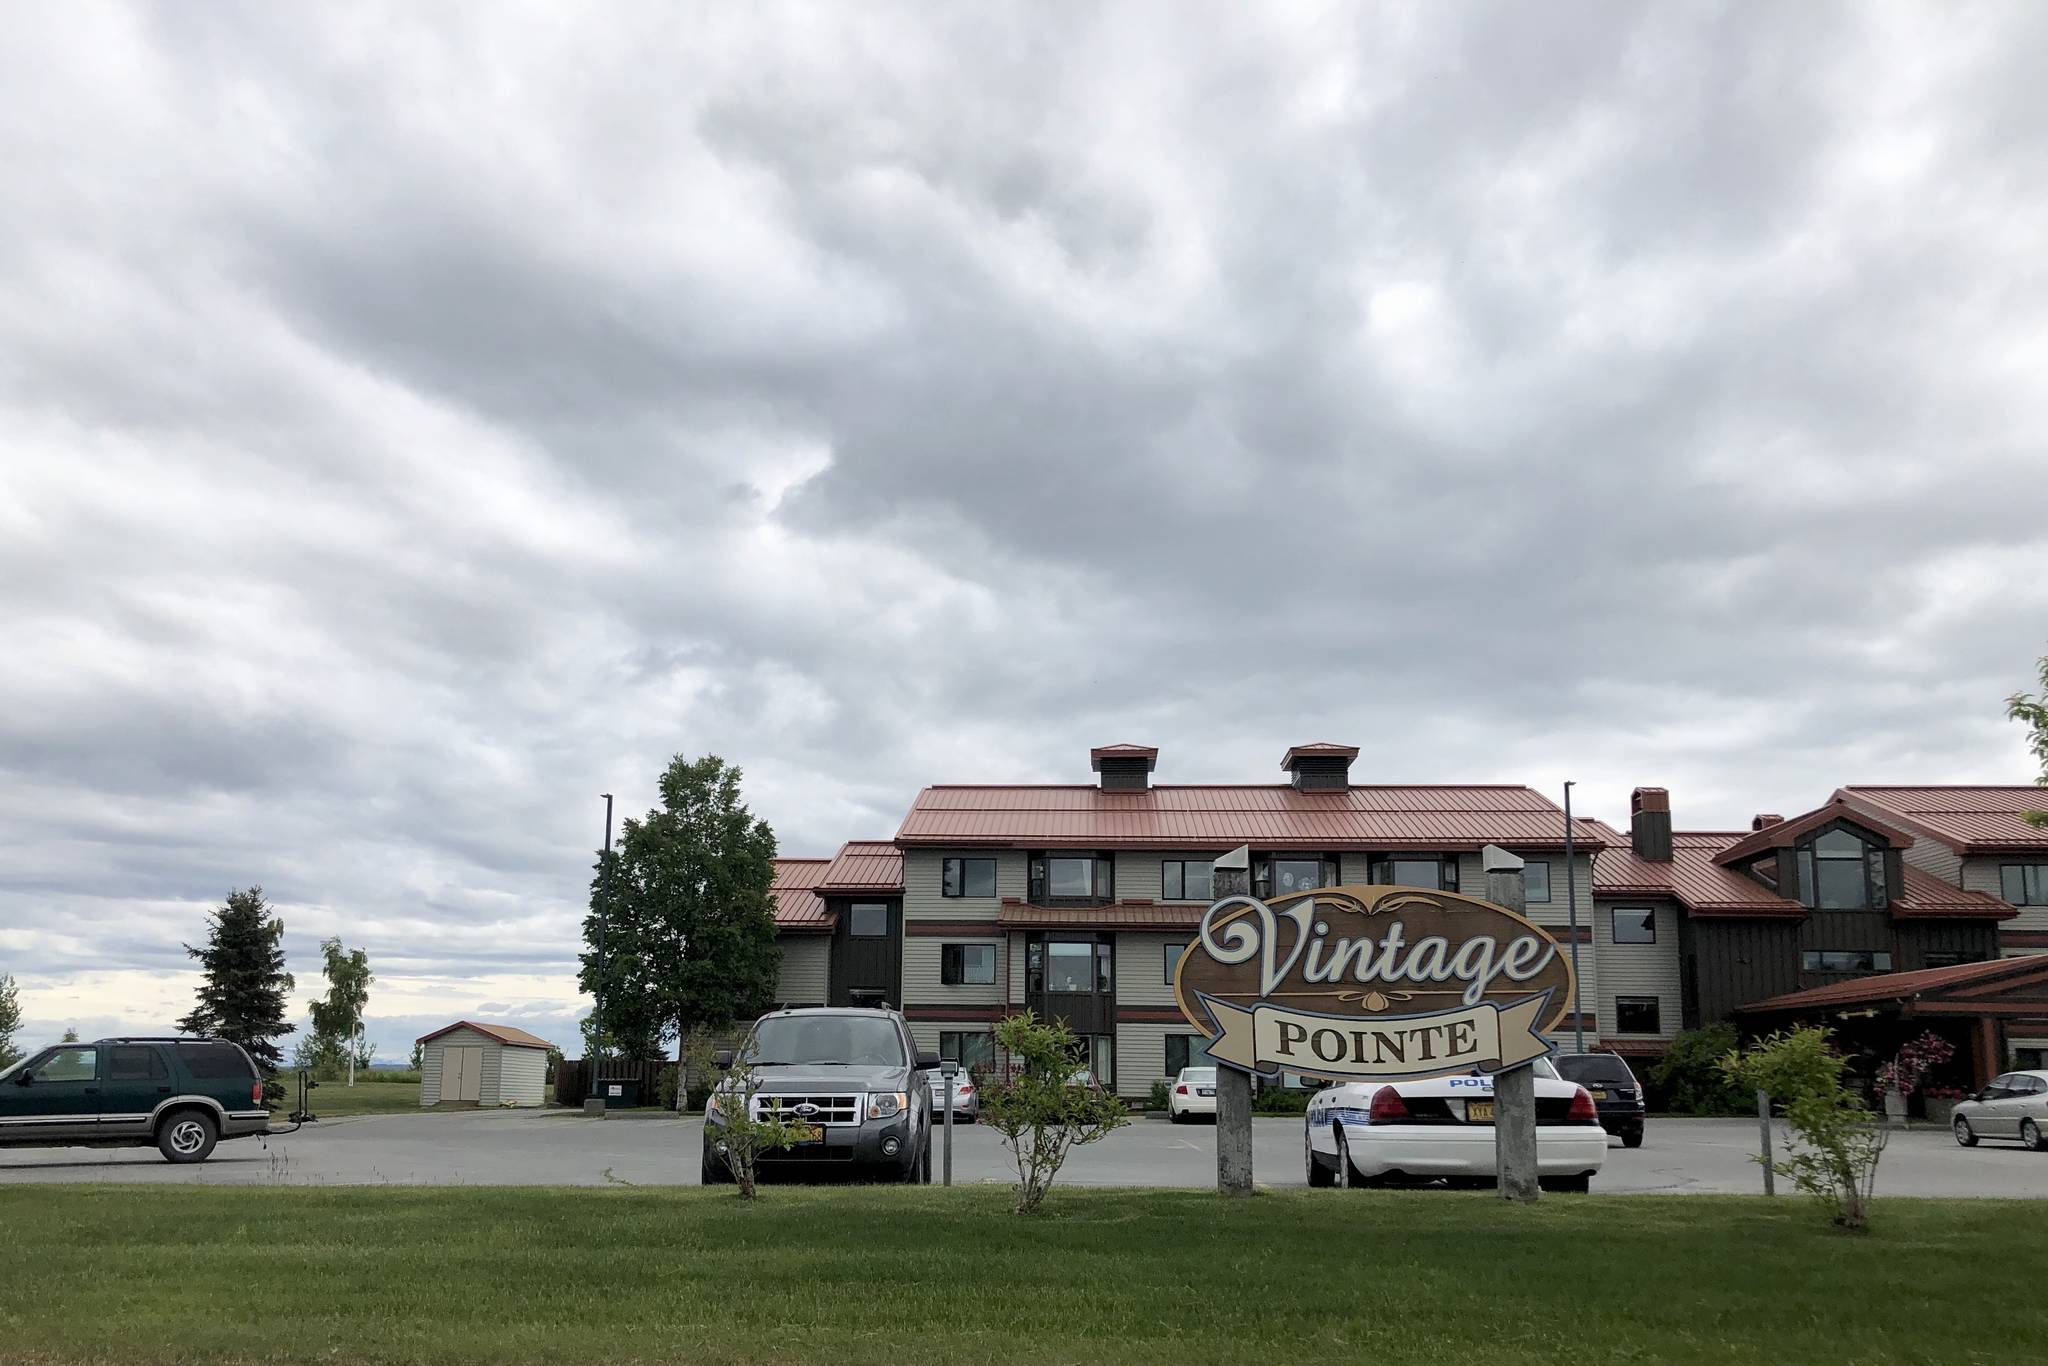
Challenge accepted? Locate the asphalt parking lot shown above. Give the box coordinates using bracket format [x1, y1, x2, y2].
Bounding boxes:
[7, 1111, 2048, 1195]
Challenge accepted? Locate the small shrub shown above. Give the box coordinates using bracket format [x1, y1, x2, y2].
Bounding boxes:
[1722, 1026, 1888, 1231]
[980, 1012, 1129, 1214]
[705, 1037, 822, 1199]
[657, 1066, 679, 1112]
[686, 1086, 712, 1113]
[1147, 1080, 1171, 1111]
[1651, 1025, 1753, 1115]
[1252, 1086, 1310, 1115]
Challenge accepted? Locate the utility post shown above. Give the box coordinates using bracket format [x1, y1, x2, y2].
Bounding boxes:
[1484, 844, 1540, 1204]
[941, 1060, 958, 1186]
[1563, 782, 1585, 1054]
[1212, 844, 1255, 1197]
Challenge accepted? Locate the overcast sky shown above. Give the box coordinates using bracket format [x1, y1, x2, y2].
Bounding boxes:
[4, 2, 2045, 1057]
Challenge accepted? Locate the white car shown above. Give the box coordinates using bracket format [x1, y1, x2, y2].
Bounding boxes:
[1168, 1066, 1218, 1123]
[1304, 1057, 1607, 1191]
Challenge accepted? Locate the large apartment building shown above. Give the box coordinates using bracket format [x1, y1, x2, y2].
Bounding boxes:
[766, 750, 2048, 1095]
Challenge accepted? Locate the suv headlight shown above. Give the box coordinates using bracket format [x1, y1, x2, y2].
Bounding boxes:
[867, 1091, 908, 1119]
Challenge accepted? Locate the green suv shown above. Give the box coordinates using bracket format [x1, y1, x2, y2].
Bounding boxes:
[0, 1037, 273, 1163]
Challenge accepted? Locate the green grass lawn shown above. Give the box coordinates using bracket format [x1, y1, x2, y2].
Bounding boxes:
[0, 1186, 2039, 1365]
[287, 1080, 422, 1117]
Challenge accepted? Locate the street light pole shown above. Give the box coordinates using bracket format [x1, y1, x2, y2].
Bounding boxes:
[595, 793, 615, 1103]
[1564, 780, 1586, 1054]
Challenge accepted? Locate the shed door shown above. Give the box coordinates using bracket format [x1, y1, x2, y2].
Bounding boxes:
[440, 1046, 483, 1103]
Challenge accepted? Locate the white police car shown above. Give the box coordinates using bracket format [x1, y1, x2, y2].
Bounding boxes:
[1304, 1057, 1607, 1191]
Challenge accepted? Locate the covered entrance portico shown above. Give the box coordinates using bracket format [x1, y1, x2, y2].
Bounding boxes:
[1737, 957, 2048, 1092]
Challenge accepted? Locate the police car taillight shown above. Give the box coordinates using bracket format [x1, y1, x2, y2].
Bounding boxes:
[1568, 1086, 1598, 1122]
[1367, 1086, 1409, 1123]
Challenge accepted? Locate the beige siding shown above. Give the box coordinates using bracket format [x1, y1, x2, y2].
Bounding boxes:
[776, 936, 830, 1004]
[903, 849, 1027, 922]
[1903, 838, 1964, 886]
[1116, 1022, 1216, 1097]
[496, 1046, 548, 1107]
[419, 1027, 497, 1107]
[480, 1042, 503, 1104]
[1008, 931, 1026, 1005]
[903, 935, 1006, 1006]
[1592, 899, 1682, 1041]
[1115, 851, 1221, 903]
[1116, 932, 1188, 1006]
[1960, 856, 2048, 942]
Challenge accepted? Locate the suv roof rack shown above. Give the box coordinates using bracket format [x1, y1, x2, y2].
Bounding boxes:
[94, 1035, 207, 1043]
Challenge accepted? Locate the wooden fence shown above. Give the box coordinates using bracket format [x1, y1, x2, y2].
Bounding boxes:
[554, 1058, 678, 1108]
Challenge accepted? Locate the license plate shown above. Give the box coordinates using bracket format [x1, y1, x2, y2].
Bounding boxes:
[1197, 1089, 1215, 1097]
[1589, 1089, 1608, 1100]
[1466, 1101, 1494, 1123]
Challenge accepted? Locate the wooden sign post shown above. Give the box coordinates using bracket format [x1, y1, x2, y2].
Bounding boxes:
[1483, 845, 1539, 1203]
[1212, 845, 1255, 1197]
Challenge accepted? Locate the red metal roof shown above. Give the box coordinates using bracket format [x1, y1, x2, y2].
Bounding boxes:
[897, 785, 1607, 851]
[415, 1020, 556, 1050]
[770, 857, 834, 932]
[1837, 786, 2048, 853]
[1592, 827, 1806, 916]
[1738, 956, 2048, 1014]
[1712, 799, 1917, 867]
[1893, 866, 2017, 919]
[819, 840, 903, 893]
[1282, 743, 1361, 766]
[995, 899, 1210, 931]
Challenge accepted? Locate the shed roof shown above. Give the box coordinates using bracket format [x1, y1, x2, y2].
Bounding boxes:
[770, 857, 834, 932]
[1737, 956, 2048, 1014]
[1836, 786, 2048, 854]
[897, 785, 1607, 852]
[995, 899, 1210, 932]
[416, 1020, 556, 1050]
[819, 840, 903, 893]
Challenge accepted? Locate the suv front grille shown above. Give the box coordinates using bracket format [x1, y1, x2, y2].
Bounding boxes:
[753, 1094, 862, 1127]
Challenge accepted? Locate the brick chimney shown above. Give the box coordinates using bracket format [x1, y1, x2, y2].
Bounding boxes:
[1630, 787, 1673, 861]
[1281, 743, 1358, 792]
[1751, 813, 1784, 832]
[1090, 744, 1158, 792]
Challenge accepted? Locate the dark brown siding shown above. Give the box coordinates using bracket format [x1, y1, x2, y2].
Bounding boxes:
[1685, 918, 1804, 1024]
[828, 896, 902, 1007]
[1894, 921, 2001, 970]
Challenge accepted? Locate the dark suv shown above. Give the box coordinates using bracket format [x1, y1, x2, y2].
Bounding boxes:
[702, 1007, 937, 1184]
[1555, 1051, 1646, 1148]
[0, 1036, 271, 1163]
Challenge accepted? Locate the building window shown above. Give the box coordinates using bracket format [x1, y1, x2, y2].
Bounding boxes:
[942, 857, 996, 898]
[1369, 856, 1458, 891]
[1165, 1034, 1216, 1075]
[849, 903, 889, 938]
[1524, 860, 1551, 903]
[940, 1031, 995, 1072]
[940, 943, 996, 986]
[1164, 941, 1186, 984]
[1611, 907, 1656, 944]
[1923, 951, 1974, 969]
[1255, 855, 1339, 898]
[1800, 949, 1894, 974]
[1799, 827, 1889, 911]
[1029, 854, 1113, 903]
[1087, 1034, 1116, 1088]
[1162, 860, 1214, 901]
[2002, 864, 2048, 906]
[1614, 997, 1661, 1034]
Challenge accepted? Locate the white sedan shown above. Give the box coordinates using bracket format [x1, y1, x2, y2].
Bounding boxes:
[1168, 1066, 1218, 1122]
[1304, 1057, 1607, 1191]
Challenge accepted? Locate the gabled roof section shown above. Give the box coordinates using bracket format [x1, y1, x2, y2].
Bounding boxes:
[415, 1020, 556, 1050]
[770, 856, 834, 932]
[1837, 786, 2048, 854]
[896, 785, 1608, 852]
[819, 840, 903, 894]
[1591, 826, 1805, 917]
[1738, 955, 2048, 1014]
[1711, 798, 1917, 868]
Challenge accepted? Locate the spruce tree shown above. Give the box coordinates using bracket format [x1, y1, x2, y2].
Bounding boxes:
[178, 887, 296, 1071]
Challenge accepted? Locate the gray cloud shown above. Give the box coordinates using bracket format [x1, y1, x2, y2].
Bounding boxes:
[2, 1, 2045, 1052]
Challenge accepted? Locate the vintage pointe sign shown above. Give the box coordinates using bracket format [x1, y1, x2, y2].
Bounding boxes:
[1172, 885, 1573, 1081]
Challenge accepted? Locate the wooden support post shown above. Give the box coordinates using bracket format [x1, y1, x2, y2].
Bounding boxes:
[1213, 845, 1255, 1197]
[1484, 845, 1539, 1204]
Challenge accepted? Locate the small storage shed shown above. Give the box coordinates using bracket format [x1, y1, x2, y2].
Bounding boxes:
[416, 1021, 556, 1108]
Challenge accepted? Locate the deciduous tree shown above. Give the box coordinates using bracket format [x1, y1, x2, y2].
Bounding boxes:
[577, 755, 782, 1061]
[980, 1012, 1130, 1214]
[308, 938, 373, 1085]
[177, 887, 295, 1072]
[0, 974, 22, 1067]
[1722, 1026, 1887, 1231]
[2009, 651, 2048, 827]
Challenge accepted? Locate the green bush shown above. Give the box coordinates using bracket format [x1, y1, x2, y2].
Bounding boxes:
[1722, 1026, 1888, 1231]
[360, 1069, 422, 1085]
[657, 1067, 679, 1112]
[1253, 1086, 1311, 1115]
[1146, 1080, 1171, 1111]
[1650, 1025, 1754, 1115]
